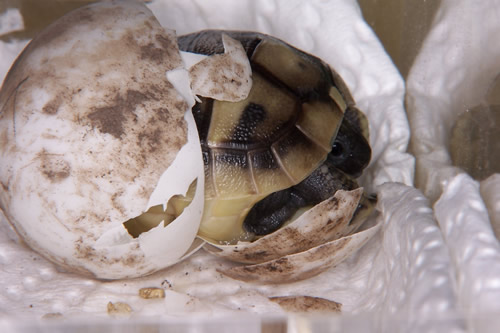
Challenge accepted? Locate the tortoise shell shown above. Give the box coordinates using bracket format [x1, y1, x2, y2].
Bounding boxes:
[177, 31, 356, 244]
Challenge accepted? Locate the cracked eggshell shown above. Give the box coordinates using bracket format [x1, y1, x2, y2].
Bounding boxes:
[219, 220, 380, 284]
[205, 189, 381, 283]
[187, 33, 253, 102]
[0, 0, 205, 279]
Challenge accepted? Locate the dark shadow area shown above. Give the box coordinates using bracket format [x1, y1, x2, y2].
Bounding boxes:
[358, 0, 442, 78]
[0, 0, 97, 42]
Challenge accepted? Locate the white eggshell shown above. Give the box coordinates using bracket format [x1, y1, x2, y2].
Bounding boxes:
[0, 0, 207, 279]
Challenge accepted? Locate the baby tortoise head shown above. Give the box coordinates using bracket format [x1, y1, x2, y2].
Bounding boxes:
[177, 30, 372, 243]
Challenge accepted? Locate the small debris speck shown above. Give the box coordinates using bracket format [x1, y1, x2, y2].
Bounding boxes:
[161, 279, 173, 288]
[42, 312, 63, 320]
[107, 301, 132, 316]
[139, 287, 165, 299]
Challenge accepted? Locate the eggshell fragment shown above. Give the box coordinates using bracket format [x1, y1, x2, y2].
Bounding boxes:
[204, 188, 365, 264]
[0, 0, 205, 279]
[219, 220, 381, 284]
[187, 34, 253, 102]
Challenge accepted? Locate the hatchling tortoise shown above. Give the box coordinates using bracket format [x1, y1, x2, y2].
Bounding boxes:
[174, 30, 373, 244]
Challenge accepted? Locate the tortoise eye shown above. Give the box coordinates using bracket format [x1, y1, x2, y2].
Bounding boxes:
[331, 142, 344, 157]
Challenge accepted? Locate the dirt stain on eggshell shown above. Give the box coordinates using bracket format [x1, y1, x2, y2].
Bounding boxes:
[219, 238, 352, 283]
[38, 150, 71, 183]
[141, 34, 181, 66]
[87, 89, 147, 139]
[73, 237, 147, 273]
[42, 96, 63, 115]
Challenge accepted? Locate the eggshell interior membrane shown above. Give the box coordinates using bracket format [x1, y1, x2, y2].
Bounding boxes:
[0, 0, 214, 279]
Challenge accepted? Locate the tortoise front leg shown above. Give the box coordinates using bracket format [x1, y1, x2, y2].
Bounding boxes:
[243, 160, 359, 236]
[243, 187, 306, 235]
